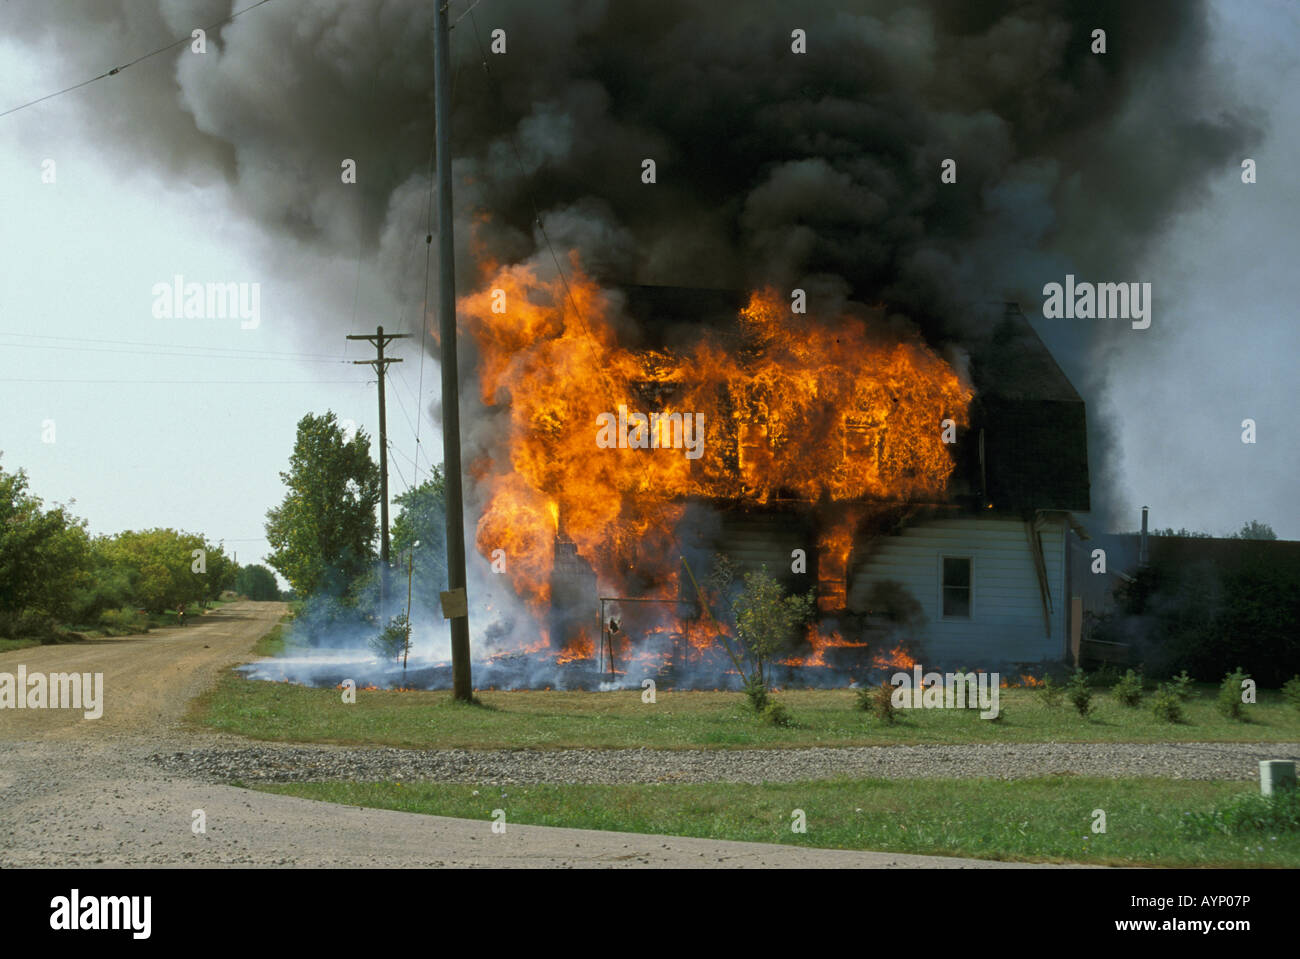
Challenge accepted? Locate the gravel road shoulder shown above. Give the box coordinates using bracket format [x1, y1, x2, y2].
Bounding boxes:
[5, 602, 1284, 868]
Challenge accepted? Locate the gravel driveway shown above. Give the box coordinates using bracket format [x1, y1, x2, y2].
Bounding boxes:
[150, 740, 1300, 785]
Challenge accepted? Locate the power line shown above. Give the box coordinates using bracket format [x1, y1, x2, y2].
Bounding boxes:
[385, 368, 425, 483]
[0, 0, 279, 119]
[390, 362, 423, 411]
[0, 339, 351, 363]
[387, 440, 414, 495]
[0, 377, 366, 385]
[412, 50, 452, 491]
[388, 441, 423, 477]
[451, 0, 484, 29]
[0, 331, 347, 359]
[390, 364, 430, 471]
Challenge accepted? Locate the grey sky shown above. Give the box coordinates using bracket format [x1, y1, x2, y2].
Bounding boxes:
[0, 0, 1295, 581]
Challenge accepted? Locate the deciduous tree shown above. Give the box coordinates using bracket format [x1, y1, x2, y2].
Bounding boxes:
[264, 412, 380, 599]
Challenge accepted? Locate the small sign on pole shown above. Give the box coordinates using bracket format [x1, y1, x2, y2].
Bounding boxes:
[440, 588, 468, 620]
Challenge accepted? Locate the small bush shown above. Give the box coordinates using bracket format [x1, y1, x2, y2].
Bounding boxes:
[858, 681, 897, 724]
[1181, 787, 1300, 836]
[1151, 685, 1184, 724]
[97, 607, 150, 636]
[369, 614, 412, 663]
[1089, 663, 1123, 688]
[1112, 669, 1144, 707]
[1067, 668, 1092, 717]
[0, 610, 61, 643]
[1217, 667, 1251, 720]
[1036, 674, 1063, 708]
[1169, 670, 1195, 701]
[763, 700, 794, 727]
[1282, 675, 1300, 713]
[743, 676, 769, 714]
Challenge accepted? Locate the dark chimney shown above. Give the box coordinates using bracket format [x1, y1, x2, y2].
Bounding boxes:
[1139, 506, 1150, 567]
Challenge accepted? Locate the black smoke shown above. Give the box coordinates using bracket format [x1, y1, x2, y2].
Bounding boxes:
[4, 0, 1262, 524]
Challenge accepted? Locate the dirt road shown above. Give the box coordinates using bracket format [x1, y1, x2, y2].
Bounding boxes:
[0, 602, 1039, 868]
[0, 601, 288, 741]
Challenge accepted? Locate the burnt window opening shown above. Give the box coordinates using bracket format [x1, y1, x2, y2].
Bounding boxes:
[942, 556, 972, 619]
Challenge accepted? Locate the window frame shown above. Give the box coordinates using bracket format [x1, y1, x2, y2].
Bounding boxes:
[939, 554, 974, 620]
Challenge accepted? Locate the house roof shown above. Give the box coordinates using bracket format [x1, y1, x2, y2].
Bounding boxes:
[960, 303, 1090, 513]
[969, 303, 1084, 403]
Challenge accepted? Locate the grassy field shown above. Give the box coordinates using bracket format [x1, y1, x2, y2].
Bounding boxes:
[193, 673, 1300, 748]
[251, 620, 296, 658]
[0, 637, 44, 654]
[254, 776, 1300, 867]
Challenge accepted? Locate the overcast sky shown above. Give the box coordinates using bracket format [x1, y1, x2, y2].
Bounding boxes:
[1094, 1, 1299, 538]
[0, 0, 1295, 578]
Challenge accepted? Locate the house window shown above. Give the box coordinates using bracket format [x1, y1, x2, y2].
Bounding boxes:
[942, 557, 972, 618]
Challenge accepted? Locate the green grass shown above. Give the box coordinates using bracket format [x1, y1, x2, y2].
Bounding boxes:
[252, 619, 300, 658]
[191, 675, 1300, 749]
[0, 637, 44, 654]
[253, 776, 1300, 867]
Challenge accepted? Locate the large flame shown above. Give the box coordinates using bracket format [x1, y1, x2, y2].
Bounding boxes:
[456, 250, 971, 672]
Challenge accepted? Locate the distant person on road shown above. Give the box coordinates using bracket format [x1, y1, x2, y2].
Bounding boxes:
[177, 606, 186, 627]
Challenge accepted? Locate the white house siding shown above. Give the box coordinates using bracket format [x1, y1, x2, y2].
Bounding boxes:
[846, 516, 1068, 666]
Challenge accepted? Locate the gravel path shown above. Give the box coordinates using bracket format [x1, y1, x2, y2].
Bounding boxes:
[150, 740, 1300, 785]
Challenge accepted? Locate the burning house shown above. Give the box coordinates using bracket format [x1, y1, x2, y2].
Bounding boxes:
[844, 301, 1090, 670]
[453, 266, 1091, 688]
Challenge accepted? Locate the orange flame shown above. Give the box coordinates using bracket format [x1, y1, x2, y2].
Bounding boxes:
[457, 246, 971, 666]
[871, 644, 918, 672]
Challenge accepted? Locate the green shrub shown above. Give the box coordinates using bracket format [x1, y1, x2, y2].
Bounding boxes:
[743, 676, 770, 714]
[97, 607, 150, 636]
[1112, 669, 1144, 707]
[1181, 787, 1300, 836]
[0, 610, 61, 643]
[1089, 663, 1123, 688]
[854, 684, 872, 711]
[1282, 675, 1300, 713]
[1066, 668, 1092, 717]
[1151, 685, 1184, 723]
[1169, 670, 1195, 701]
[1036, 674, 1063, 708]
[763, 700, 794, 727]
[1217, 667, 1251, 720]
[857, 681, 897, 724]
[369, 614, 412, 663]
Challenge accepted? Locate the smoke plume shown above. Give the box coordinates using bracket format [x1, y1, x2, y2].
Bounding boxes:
[5, 0, 1261, 525]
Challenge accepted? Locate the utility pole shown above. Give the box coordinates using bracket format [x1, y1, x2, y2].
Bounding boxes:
[434, 0, 474, 701]
[347, 325, 410, 618]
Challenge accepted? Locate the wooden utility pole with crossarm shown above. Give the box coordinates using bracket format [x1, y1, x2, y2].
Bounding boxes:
[347, 325, 409, 616]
